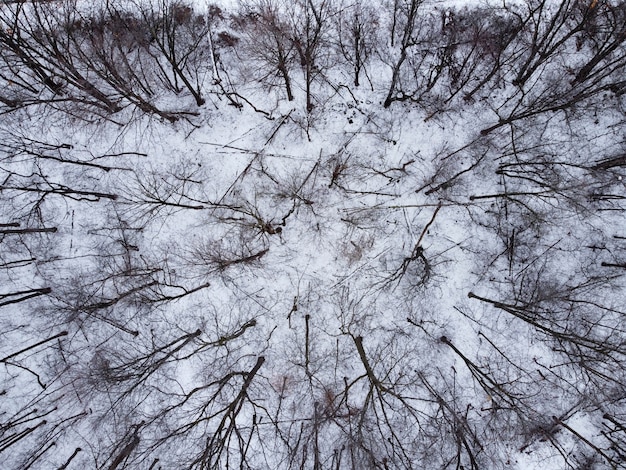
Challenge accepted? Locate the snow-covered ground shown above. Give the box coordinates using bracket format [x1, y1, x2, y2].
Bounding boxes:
[1, 0, 625, 469]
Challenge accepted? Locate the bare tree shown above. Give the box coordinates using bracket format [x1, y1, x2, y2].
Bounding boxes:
[234, 0, 297, 101]
[383, 0, 424, 108]
[290, 0, 334, 112]
[137, 0, 211, 107]
[335, 2, 378, 89]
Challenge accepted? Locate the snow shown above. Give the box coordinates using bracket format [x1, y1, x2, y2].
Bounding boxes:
[1, 0, 626, 468]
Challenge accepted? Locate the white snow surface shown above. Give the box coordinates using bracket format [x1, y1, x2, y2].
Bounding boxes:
[1, 0, 625, 469]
